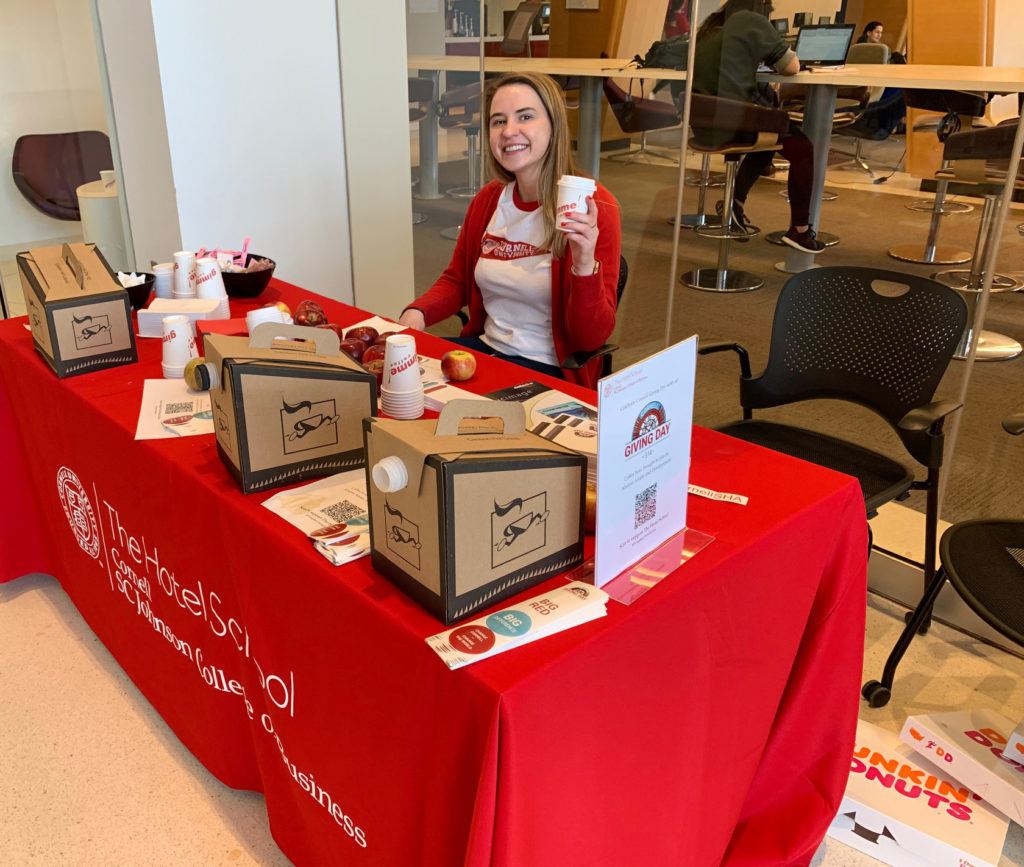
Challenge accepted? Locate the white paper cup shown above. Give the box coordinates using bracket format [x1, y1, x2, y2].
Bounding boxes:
[195, 257, 227, 299]
[162, 314, 199, 369]
[153, 263, 175, 299]
[555, 174, 597, 231]
[173, 251, 196, 298]
[382, 334, 421, 392]
[246, 306, 287, 332]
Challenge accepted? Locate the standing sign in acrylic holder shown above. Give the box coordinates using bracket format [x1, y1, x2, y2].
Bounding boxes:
[569, 336, 714, 604]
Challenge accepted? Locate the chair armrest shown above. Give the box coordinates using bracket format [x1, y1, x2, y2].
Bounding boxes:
[898, 400, 962, 435]
[697, 340, 751, 379]
[561, 343, 617, 370]
[1003, 412, 1024, 436]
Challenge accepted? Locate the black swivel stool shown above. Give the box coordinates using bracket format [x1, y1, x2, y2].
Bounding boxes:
[889, 90, 989, 265]
[929, 122, 1024, 360]
[603, 77, 682, 167]
[409, 77, 436, 225]
[438, 86, 482, 241]
[681, 94, 789, 293]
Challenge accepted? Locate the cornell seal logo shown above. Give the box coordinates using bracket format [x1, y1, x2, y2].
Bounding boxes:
[56, 466, 101, 559]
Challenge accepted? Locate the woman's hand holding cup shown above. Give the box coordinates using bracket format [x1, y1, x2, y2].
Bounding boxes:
[562, 195, 600, 275]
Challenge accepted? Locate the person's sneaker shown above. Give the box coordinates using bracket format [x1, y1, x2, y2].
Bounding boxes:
[714, 200, 759, 240]
[782, 227, 826, 254]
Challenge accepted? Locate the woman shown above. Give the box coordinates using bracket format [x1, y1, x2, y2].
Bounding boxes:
[691, 0, 824, 253]
[858, 21, 883, 44]
[399, 73, 620, 388]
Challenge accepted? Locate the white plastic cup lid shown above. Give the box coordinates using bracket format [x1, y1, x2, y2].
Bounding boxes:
[557, 174, 596, 191]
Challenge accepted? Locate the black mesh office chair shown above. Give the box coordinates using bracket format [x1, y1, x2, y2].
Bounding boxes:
[699, 266, 967, 626]
[863, 412, 1024, 707]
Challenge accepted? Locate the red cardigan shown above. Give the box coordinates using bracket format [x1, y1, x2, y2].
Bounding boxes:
[408, 180, 621, 388]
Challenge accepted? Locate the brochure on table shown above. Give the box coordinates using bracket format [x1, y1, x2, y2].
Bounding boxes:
[827, 719, 1007, 867]
[594, 336, 697, 588]
[134, 378, 214, 439]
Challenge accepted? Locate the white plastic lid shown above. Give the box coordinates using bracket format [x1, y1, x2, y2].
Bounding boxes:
[557, 174, 597, 191]
[371, 456, 409, 493]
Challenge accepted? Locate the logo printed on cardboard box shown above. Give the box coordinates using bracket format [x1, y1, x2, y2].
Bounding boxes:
[279, 396, 340, 455]
[72, 313, 112, 349]
[56, 466, 101, 559]
[491, 492, 549, 569]
[384, 501, 421, 569]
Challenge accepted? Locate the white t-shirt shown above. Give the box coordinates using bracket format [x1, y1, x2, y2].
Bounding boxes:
[474, 183, 557, 366]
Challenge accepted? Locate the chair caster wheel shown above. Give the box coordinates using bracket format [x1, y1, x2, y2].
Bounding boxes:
[903, 611, 930, 634]
[862, 680, 891, 708]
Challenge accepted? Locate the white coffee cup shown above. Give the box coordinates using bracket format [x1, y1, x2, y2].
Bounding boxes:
[555, 175, 597, 231]
[153, 263, 174, 299]
[246, 306, 287, 333]
[195, 257, 227, 300]
[161, 314, 199, 375]
[382, 334, 421, 393]
[100, 169, 115, 187]
[173, 251, 196, 298]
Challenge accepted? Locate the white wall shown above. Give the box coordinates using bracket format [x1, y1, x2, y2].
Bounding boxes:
[149, 0, 353, 301]
[0, 0, 107, 249]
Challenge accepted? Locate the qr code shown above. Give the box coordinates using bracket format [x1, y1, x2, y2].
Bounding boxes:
[634, 484, 657, 529]
[164, 401, 194, 415]
[321, 499, 362, 524]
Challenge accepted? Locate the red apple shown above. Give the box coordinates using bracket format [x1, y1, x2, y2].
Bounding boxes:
[338, 337, 367, 361]
[345, 326, 379, 345]
[362, 358, 385, 385]
[362, 342, 386, 364]
[294, 299, 327, 327]
[373, 331, 399, 346]
[316, 322, 345, 339]
[441, 349, 476, 382]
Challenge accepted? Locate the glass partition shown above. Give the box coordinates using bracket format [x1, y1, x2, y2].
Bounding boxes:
[0, 0, 123, 319]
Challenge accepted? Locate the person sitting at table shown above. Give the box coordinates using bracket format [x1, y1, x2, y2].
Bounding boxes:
[857, 21, 884, 44]
[398, 72, 621, 388]
[691, 0, 825, 253]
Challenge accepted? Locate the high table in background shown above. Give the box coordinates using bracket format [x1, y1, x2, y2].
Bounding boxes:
[0, 281, 867, 866]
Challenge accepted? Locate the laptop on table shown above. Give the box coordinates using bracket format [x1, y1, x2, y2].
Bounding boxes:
[794, 24, 855, 69]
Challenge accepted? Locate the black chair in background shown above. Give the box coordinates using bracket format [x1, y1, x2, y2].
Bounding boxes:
[863, 411, 1024, 707]
[699, 266, 967, 635]
[889, 89, 989, 265]
[501, 2, 544, 56]
[603, 78, 681, 167]
[12, 131, 113, 221]
[0, 272, 8, 320]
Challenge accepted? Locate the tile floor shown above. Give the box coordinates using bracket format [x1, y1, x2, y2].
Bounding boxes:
[1, 570, 1020, 865]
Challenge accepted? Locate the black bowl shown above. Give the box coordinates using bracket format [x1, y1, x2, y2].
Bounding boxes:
[125, 273, 155, 310]
[221, 253, 276, 298]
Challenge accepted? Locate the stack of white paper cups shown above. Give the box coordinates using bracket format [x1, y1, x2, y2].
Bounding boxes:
[380, 334, 424, 419]
[195, 256, 230, 318]
[161, 314, 199, 378]
[153, 263, 175, 299]
[173, 251, 196, 299]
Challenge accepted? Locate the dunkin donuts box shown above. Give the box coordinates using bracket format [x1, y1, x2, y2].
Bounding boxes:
[17, 243, 137, 377]
[204, 323, 377, 494]
[363, 400, 586, 625]
[827, 719, 1007, 867]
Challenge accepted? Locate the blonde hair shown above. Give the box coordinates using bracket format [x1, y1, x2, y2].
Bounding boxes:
[483, 72, 582, 258]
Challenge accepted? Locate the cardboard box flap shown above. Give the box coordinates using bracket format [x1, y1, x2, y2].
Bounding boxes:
[25, 243, 119, 301]
[249, 321, 341, 356]
[367, 400, 576, 495]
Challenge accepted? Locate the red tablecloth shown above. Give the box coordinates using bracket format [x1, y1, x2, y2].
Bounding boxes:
[0, 280, 867, 866]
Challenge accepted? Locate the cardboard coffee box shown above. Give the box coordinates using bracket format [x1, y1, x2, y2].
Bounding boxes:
[204, 323, 377, 493]
[17, 243, 137, 377]
[363, 399, 586, 624]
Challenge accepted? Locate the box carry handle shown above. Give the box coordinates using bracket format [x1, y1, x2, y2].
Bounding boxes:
[435, 399, 526, 436]
[249, 322, 340, 356]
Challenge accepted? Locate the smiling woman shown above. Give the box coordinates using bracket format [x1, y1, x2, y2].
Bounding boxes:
[399, 72, 621, 388]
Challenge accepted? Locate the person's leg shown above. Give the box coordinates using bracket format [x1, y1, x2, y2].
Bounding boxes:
[732, 150, 773, 206]
[491, 350, 565, 380]
[447, 334, 496, 354]
[780, 127, 814, 230]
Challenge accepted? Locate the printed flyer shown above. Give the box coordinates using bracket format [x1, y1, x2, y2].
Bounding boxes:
[593, 337, 696, 588]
